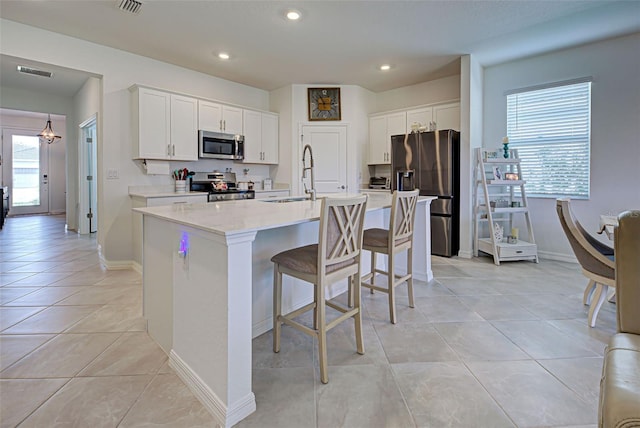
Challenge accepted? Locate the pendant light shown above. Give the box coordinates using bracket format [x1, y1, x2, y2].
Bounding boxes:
[38, 114, 61, 144]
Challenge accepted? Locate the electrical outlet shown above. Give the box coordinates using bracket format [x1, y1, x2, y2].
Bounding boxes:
[107, 168, 119, 179]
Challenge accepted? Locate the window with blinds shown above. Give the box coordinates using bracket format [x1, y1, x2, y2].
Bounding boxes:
[506, 80, 591, 198]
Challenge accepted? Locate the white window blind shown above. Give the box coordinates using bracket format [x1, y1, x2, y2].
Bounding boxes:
[506, 80, 591, 198]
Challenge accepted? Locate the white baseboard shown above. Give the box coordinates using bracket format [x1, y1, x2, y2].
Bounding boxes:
[457, 250, 473, 259]
[99, 256, 136, 270]
[537, 250, 578, 264]
[169, 350, 256, 428]
[131, 261, 142, 274]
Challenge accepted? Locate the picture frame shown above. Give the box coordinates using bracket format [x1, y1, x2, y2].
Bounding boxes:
[308, 87, 341, 121]
[504, 172, 519, 180]
[492, 166, 502, 180]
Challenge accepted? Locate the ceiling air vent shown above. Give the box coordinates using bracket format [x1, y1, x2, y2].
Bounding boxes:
[117, 0, 142, 14]
[17, 66, 53, 78]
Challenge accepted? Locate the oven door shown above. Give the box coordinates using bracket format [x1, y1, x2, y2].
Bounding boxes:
[199, 131, 244, 160]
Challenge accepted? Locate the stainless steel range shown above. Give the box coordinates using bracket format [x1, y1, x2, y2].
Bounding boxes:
[189, 172, 255, 202]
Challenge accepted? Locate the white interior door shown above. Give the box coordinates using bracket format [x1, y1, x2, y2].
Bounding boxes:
[1, 128, 49, 215]
[301, 125, 347, 194]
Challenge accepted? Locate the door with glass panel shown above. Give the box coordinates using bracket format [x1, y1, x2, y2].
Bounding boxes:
[1, 128, 49, 215]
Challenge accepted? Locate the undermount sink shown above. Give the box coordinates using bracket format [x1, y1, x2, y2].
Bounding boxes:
[261, 197, 311, 203]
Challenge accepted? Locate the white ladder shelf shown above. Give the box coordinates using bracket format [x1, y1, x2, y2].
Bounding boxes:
[473, 148, 538, 265]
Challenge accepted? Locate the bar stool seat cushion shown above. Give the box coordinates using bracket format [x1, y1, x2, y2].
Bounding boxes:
[271, 244, 356, 275]
[364, 228, 410, 249]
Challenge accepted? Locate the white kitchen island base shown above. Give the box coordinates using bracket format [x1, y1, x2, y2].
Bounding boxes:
[138, 194, 434, 427]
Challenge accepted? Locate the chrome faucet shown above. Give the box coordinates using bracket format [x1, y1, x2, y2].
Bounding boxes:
[302, 144, 316, 201]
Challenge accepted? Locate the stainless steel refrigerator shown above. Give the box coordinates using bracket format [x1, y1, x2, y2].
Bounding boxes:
[391, 130, 460, 257]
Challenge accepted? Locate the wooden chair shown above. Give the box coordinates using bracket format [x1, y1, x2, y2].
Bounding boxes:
[272, 195, 368, 384]
[360, 190, 420, 324]
[556, 198, 615, 327]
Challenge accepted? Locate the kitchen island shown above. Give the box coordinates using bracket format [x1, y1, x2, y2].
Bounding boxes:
[134, 192, 435, 427]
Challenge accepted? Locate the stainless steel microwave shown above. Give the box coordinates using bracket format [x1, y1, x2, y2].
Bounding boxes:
[198, 130, 244, 160]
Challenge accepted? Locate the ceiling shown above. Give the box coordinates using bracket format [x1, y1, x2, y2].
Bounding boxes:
[1, 0, 639, 97]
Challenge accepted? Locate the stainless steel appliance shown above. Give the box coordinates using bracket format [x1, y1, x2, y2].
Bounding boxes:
[189, 172, 255, 202]
[198, 130, 244, 160]
[391, 130, 460, 257]
[369, 176, 390, 190]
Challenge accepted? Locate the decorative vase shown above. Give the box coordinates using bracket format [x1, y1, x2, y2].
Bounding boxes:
[493, 223, 504, 242]
[502, 136, 510, 158]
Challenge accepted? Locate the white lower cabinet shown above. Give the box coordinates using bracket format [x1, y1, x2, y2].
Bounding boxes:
[131, 193, 208, 267]
[254, 190, 290, 199]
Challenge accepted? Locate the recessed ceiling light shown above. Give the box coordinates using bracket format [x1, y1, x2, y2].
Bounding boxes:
[380, 64, 391, 71]
[218, 52, 230, 60]
[286, 9, 301, 20]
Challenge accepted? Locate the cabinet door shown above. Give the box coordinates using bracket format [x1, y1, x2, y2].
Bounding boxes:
[261, 112, 279, 164]
[137, 88, 171, 159]
[368, 116, 387, 164]
[387, 112, 407, 138]
[242, 109, 262, 163]
[170, 95, 198, 160]
[406, 107, 433, 131]
[222, 106, 243, 134]
[198, 100, 222, 132]
[433, 103, 460, 131]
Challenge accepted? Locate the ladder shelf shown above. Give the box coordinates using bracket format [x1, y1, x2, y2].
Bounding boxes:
[473, 147, 538, 265]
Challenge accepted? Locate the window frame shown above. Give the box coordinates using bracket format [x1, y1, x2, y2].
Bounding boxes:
[505, 78, 592, 199]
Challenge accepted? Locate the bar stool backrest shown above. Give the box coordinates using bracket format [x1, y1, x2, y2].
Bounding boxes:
[318, 195, 368, 276]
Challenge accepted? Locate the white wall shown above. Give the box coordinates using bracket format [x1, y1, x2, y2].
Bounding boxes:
[374, 74, 461, 113]
[1, 19, 270, 264]
[73, 76, 102, 231]
[277, 84, 375, 196]
[0, 106, 69, 216]
[483, 32, 640, 260]
[459, 55, 484, 258]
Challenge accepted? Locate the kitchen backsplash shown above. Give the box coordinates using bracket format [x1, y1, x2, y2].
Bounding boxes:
[169, 159, 272, 188]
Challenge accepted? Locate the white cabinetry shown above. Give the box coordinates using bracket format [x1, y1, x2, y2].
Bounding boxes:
[131, 87, 198, 161]
[131, 192, 208, 267]
[473, 148, 538, 265]
[406, 102, 460, 132]
[433, 102, 460, 131]
[368, 112, 406, 164]
[406, 107, 433, 131]
[369, 101, 460, 166]
[198, 100, 243, 134]
[254, 189, 290, 199]
[243, 110, 279, 164]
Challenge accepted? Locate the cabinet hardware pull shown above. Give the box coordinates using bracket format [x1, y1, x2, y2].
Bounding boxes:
[172, 145, 175, 156]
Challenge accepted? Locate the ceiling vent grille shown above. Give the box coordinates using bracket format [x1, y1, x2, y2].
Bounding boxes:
[17, 66, 53, 78]
[117, 0, 142, 14]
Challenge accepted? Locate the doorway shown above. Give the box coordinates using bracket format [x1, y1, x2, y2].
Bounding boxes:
[79, 116, 97, 234]
[1, 128, 49, 215]
[300, 125, 348, 194]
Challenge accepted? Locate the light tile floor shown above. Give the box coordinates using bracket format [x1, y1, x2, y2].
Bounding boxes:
[1, 215, 616, 427]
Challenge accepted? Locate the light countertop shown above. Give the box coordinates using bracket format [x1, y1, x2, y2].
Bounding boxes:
[134, 193, 435, 236]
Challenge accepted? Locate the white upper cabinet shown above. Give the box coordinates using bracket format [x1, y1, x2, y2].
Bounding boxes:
[368, 112, 406, 165]
[131, 86, 197, 161]
[170, 94, 198, 160]
[198, 100, 243, 134]
[406, 102, 460, 132]
[406, 106, 433, 131]
[433, 102, 460, 131]
[243, 110, 279, 164]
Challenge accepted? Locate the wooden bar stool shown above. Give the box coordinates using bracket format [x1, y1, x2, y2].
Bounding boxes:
[360, 190, 419, 324]
[272, 195, 368, 384]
